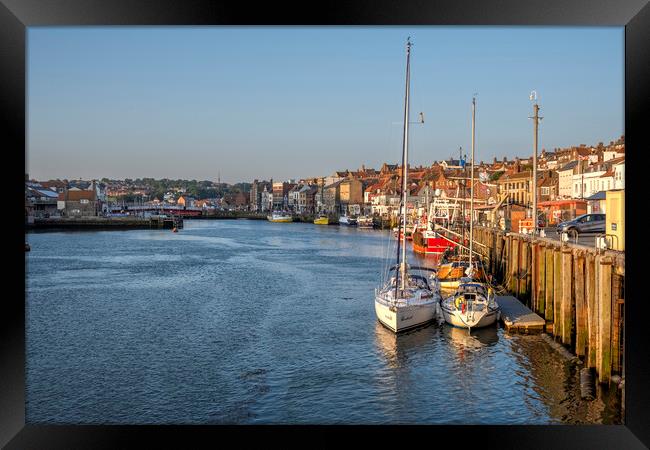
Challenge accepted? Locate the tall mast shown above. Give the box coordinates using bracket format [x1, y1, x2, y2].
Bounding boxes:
[469, 96, 476, 269]
[400, 38, 412, 291]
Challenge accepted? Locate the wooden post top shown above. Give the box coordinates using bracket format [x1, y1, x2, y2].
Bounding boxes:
[599, 256, 613, 265]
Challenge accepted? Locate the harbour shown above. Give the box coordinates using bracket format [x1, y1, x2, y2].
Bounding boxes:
[20, 27, 630, 433]
[25, 219, 622, 424]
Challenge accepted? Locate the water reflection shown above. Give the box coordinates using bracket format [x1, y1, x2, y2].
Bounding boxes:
[443, 324, 499, 350]
[26, 220, 621, 424]
[374, 321, 436, 369]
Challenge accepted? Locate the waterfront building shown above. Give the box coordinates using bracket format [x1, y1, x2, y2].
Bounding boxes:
[261, 186, 273, 212]
[288, 184, 303, 211]
[177, 195, 195, 207]
[497, 170, 533, 206]
[572, 164, 606, 200]
[613, 158, 625, 189]
[323, 180, 342, 213]
[323, 171, 346, 188]
[338, 178, 363, 215]
[297, 184, 318, 214]
[25, 182, 59, 218]
[557, 161, 579, 199]
[250, 179, 273, 212]
[538, 199, 588, 225]
[59, 184, 100, 217]
[272, 181, 295, 211]
[537, 170, 559, 202]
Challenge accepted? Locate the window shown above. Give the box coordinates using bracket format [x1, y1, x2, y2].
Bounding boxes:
[80, 199, 89, 204]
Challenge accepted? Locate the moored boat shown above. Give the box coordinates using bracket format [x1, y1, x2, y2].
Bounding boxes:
[339, 215, 357, 226]
[267, 211, 293, 222]
[374, 38, 441, 333]
[412, 220, 457, 255]
[393, 225, 414, 240]
[439, 278, 500, 330]
[314, 215, 329, 225]
[375, 265, 441, 332]
[357, 216, 374, 229]
[435, 255, 487, 290]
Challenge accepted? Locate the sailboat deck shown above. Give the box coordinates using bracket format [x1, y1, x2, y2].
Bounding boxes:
[497, 295, 546, 334]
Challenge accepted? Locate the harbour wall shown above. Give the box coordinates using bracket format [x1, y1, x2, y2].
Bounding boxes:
[472, 226, 625, 386]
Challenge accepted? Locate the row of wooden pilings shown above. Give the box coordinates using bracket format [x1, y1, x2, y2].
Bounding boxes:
[472, 226, 625, 386]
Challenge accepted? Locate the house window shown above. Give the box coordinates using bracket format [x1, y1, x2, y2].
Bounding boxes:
[541, 187, 549, 195]
[80, 199, 89, 204]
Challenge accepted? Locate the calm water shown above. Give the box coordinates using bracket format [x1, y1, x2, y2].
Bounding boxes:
[26, 220, 621, 424]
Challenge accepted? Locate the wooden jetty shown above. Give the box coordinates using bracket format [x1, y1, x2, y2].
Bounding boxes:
[497, 295, 545, 333]
[468, 225, 624, 386]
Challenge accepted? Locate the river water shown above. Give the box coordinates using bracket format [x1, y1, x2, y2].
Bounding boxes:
[25, 220, 621, 424]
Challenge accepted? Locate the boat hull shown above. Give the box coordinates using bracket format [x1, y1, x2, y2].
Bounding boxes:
[440, 301, 500, 329]
[314, 217, 329, 225]
[357, 217, 374, 228]
[412, 230, 457, 255]
[374, 298, 437, 333]
[339, 217, 357, 226]
[267, 218, 293, 223]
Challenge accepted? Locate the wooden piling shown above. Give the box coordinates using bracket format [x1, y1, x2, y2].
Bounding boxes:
[545, 246, 554, 325]
[585, 254, 597, 368]
[597, 256, 613, 384]
[519, 240, 528, 302]
[512, 237, 520, 296]
[612, 298, 623, 375]
[537, 243, 546, 317]
[574, 252, 587, 357]
[553, 248, 562, 339]
[530, 242, 537, 312]
[561, 246, 573, 346]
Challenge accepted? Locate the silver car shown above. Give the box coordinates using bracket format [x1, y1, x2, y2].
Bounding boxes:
[556, 213, 606, 235]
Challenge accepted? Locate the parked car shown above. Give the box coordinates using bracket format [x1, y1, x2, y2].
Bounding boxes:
[556, 213, 605, 236]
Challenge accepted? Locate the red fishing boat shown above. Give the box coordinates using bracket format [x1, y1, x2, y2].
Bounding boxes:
[412, 218, 457, 255]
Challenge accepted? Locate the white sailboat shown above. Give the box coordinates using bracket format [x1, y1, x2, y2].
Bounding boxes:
[374, 38, 441, 333]
[440, 96, 501, 330]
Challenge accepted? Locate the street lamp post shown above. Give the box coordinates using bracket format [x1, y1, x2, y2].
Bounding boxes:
[529, 91, 543, 235]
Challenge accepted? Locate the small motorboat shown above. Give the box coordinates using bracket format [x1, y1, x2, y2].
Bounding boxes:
[314, 215, 329, 225]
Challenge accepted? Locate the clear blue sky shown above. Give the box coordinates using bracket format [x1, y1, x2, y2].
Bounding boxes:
[27, 27, 623, 184]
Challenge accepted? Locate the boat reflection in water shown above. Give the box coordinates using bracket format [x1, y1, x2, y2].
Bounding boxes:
[374, 321, 437, 369]
[443, 323, 499, 352]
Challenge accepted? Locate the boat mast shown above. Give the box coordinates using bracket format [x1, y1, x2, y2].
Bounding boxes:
[469, 96, 476, 269]
[400, 38, 412, 291]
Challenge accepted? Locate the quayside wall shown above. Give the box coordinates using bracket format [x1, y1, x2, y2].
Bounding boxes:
[471, 226, 625, 386]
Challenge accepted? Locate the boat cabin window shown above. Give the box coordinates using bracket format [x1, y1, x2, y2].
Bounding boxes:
[457, 283, 487, 297]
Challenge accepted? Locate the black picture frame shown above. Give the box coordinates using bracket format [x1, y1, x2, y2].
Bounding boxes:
[2, 0, 648, 447]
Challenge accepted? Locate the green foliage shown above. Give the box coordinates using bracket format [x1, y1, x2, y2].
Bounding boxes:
[489, 170, 505, 181]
